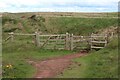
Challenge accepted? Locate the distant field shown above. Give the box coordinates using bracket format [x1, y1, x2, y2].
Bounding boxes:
[3, 12, 118, 18]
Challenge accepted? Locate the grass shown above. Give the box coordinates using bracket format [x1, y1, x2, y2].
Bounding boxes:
[2, 41, 74, 78]
[2, 13, 118, 35]
[2, 12, 118, 78]
[46, 17, 117, 35]
[57, 37, 118, 78]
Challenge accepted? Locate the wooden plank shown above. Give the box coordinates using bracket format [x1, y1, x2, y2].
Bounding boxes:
[44, 45, 64, 48]
[73, 36, 84, 38]
[39, 34, 66, 37]
[44, 42, 65, 45]
[49, 39, 65, 41]
[10, 33, 65, 36]
[45, 47, 64, 50]
[91, 36, 107, 38]
[91, 41, 107, 43]
[91, 33, 107, 36]
[73, 39, 88, 42]
[91, 46, 104, 49]
[57, 48, 65, 50]
[73, 36, 90, 38]
[4, 36, 11, 42]
[41, 40, 64, 43]
[9, 33, 35, 36]
[47, 39, 65, 41]
[57, 42, 65, 45]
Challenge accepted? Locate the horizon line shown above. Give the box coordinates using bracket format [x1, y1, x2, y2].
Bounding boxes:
[1, 11, 119, 13]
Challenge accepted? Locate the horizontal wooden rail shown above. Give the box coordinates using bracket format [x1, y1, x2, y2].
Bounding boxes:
[91, 41, 107, 43]
[39, 34, 66, 37]
[40, 42, 65, 45]
[73, 39, 89, 42]
[73, 36, 90, 38]
[49, 39, 65, 41]
[45, 47, 64, 50]
[91, 36, 107, 37]
[8, 33, 35, 36]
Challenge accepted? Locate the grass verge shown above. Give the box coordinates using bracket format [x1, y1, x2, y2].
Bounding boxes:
[57, 37, 118, 78]
[2, 42, 74, 78]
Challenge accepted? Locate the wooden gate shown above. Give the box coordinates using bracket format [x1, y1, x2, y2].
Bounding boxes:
[90, 33, 108, 50]
[38, 34, 67, 50]
[72, 35, 90, 50]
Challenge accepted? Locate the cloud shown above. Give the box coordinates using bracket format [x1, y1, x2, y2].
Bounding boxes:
[0, 0, 119, 12]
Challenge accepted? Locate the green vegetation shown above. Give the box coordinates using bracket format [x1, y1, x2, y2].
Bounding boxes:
[2, 40, 73, 78]
[2, 14, 46, 33]
[2, 12, 118, 78]
[2, 13, 117, 35]
[47, 17, 117, 35]
[57, 38, 118, 78]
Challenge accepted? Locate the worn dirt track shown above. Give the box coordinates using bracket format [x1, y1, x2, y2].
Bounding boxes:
[27, 52, 87, 78]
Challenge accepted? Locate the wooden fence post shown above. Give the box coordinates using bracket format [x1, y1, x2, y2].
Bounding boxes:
[65, 32, 69, 50]
[35, 32, 40, 47]
[90, 33, 93, 50]
[10, 32, 14, 42]
[105, 34, 108, 47]
[70, 33, 73, 50]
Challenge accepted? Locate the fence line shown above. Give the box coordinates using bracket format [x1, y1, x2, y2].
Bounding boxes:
[5, 32, 112, 50]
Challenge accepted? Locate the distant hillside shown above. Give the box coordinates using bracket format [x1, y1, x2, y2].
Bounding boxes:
[2, 12, 118, 37]
[3, 12, 118, 18]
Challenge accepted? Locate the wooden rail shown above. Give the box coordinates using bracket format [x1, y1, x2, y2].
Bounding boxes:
[8, 33, 35, 36]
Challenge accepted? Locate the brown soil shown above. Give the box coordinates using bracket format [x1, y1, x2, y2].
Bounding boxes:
[27, 52, 87, 78]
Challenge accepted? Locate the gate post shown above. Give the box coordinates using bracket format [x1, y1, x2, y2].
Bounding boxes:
[65, 32, 69, 50]
[35, 32, 40, 47]
[70, 34, 73, 50]
[90, 33, 93, 50]
[105, 34, 108, 47]
[10, 32, 14, 42]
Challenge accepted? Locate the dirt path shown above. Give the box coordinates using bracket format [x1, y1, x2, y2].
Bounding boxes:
[27, 52, 87, 78]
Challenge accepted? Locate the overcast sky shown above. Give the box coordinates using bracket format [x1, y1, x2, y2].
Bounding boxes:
[0, 0, 119, 12]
